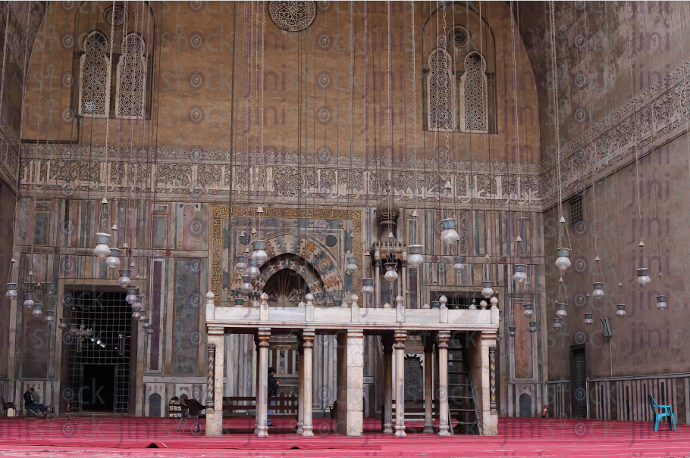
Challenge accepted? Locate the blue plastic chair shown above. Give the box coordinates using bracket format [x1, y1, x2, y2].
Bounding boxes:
[648, 395, 676, 432]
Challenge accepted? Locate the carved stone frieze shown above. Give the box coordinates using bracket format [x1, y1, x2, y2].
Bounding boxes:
[19, 146, 543, 210]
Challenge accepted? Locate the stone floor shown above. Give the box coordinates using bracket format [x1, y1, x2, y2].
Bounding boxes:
[0, 416, 687, 457]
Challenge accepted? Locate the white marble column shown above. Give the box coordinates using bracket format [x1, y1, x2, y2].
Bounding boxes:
[256, 328, 270, 438]
[206, 326, 225, 436]
[297, 342, 304, 435]
[382, 336, 393, 434]
[401, 258, 407, 303]
[302, 329, 315, 437]
[374, 253, 381, 308]
[469, 332, 498, 436]
[423, 338, 434, 434]
[336, 329, 364, 436]
[437, 330, 450, 436]
[394, 330, 406, 437]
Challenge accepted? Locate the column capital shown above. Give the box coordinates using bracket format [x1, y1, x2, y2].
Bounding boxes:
[437, 330, 451, 348]
[394, 329, 407, 342]
[481, 331, 498, 343]
[302, 328, 315, 347]
[347, 329, 364, 339]
[208, 326, 225, 337]
[258, 328, 271, 346]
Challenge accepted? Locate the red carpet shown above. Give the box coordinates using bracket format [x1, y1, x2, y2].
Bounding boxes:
[0, 416, 689, 457]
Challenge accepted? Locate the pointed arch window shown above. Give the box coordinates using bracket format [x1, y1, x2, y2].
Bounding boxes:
[78, 31, 111, 118]
[427, 47, 455, 132]
[461, 52, 488, 133]
[116, 33, 147, 119]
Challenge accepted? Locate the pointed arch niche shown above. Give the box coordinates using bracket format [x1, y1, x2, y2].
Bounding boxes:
[78, 31, 111, 118]
[116, 33, 147, 119]
[421, 2, 498, 134]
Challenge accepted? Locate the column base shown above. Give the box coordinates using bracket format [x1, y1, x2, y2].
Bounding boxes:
[394, 425, 407, 437]
[302, 426, 314, 437]
[205, 410, 222, 436]
[438, 425, 450, 437]
[423, 423, 434, 434]
[296, 421, 303, 435]
[383, 423, 393, 434]
[256, 425, 268, 438]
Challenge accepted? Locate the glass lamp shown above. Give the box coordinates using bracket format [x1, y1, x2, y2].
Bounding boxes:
[407, 245, 424, 267]
[555, 248, 571, 271]
[132, 310, 141, 319]
[106, 248, 121, 270]
[592, 282, 605, 300]
[251, 240, 268, 267]
[440, 218, 460, 244]
[125, 287, 138, 304]
[246, 259, 260, 279]
[384, 261, 398, 283]
[556, 302, 568, 318]
[32, 303, 43, 317]
[656, 295, 668, 311]
[234, 255, 247, 274]
[131, 295, 143, 312]
[45, 310, 55, 322]
[616, 303, 627, 317]
[584, 313, 593, 325]
[23, 293, 35, 310]
[553, 317, 561, 329]
[58, 318, 68, 329]
[528, 321, 537, 333]
[509, 326, 516, 337]
[481, 281, 494, 298]
[117, 269, 131, 288]
[362, 278, 374, 294]
[636, 268, 651, 287]
[513, 264, 528, 284]
[94, 232, 111, 259]
[241, 275, 253, 292]
[523, 303, 534, 318]
[6, 282, 17, 299]
[453, 256, 466, 273]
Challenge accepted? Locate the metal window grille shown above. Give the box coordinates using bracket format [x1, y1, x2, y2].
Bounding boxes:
[66, 291, 131, 413]
[570, 197, 583, 225]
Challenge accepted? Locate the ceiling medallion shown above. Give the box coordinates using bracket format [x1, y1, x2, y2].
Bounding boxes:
[269, 1, 317, 32]
[104, 5, 128, 27]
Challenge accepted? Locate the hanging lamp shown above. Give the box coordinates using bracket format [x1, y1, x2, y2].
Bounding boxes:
[5, 258, 16, 299]
[407, 245, 424, 267]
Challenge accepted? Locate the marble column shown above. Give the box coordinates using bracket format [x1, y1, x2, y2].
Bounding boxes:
[400, 258, 407, 304]
[423, 337, 434, 434]
[297, 342, 304, 434]
[374, 253, 381, 308]
[256, 328, 270, 438]
[468, 331, 498, 436]
[206, 326, 225, 436]
[382, 336, 394, 434]
[437, 330, 450, 437]
[394, 330, 406, 437]
[302, 329, 315, 437]
[336, 329, 364, 436]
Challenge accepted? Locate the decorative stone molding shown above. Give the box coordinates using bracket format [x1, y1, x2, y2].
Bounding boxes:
[19, 146, 543, 209]
[541, 59, 690, 209]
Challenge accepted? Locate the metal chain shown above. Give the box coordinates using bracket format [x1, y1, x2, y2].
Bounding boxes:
[412, 1, 418, 215]
[0, 4, 10, 126]
[625, 1, 644, 258]
[548, 2, 564, 233]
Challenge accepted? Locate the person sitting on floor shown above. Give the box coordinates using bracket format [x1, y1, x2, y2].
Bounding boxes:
[23, 388, 46, 417]
[267, 367, 279, 427]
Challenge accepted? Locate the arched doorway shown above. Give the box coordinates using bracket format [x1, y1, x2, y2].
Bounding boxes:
[263, 268, 309, 306]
